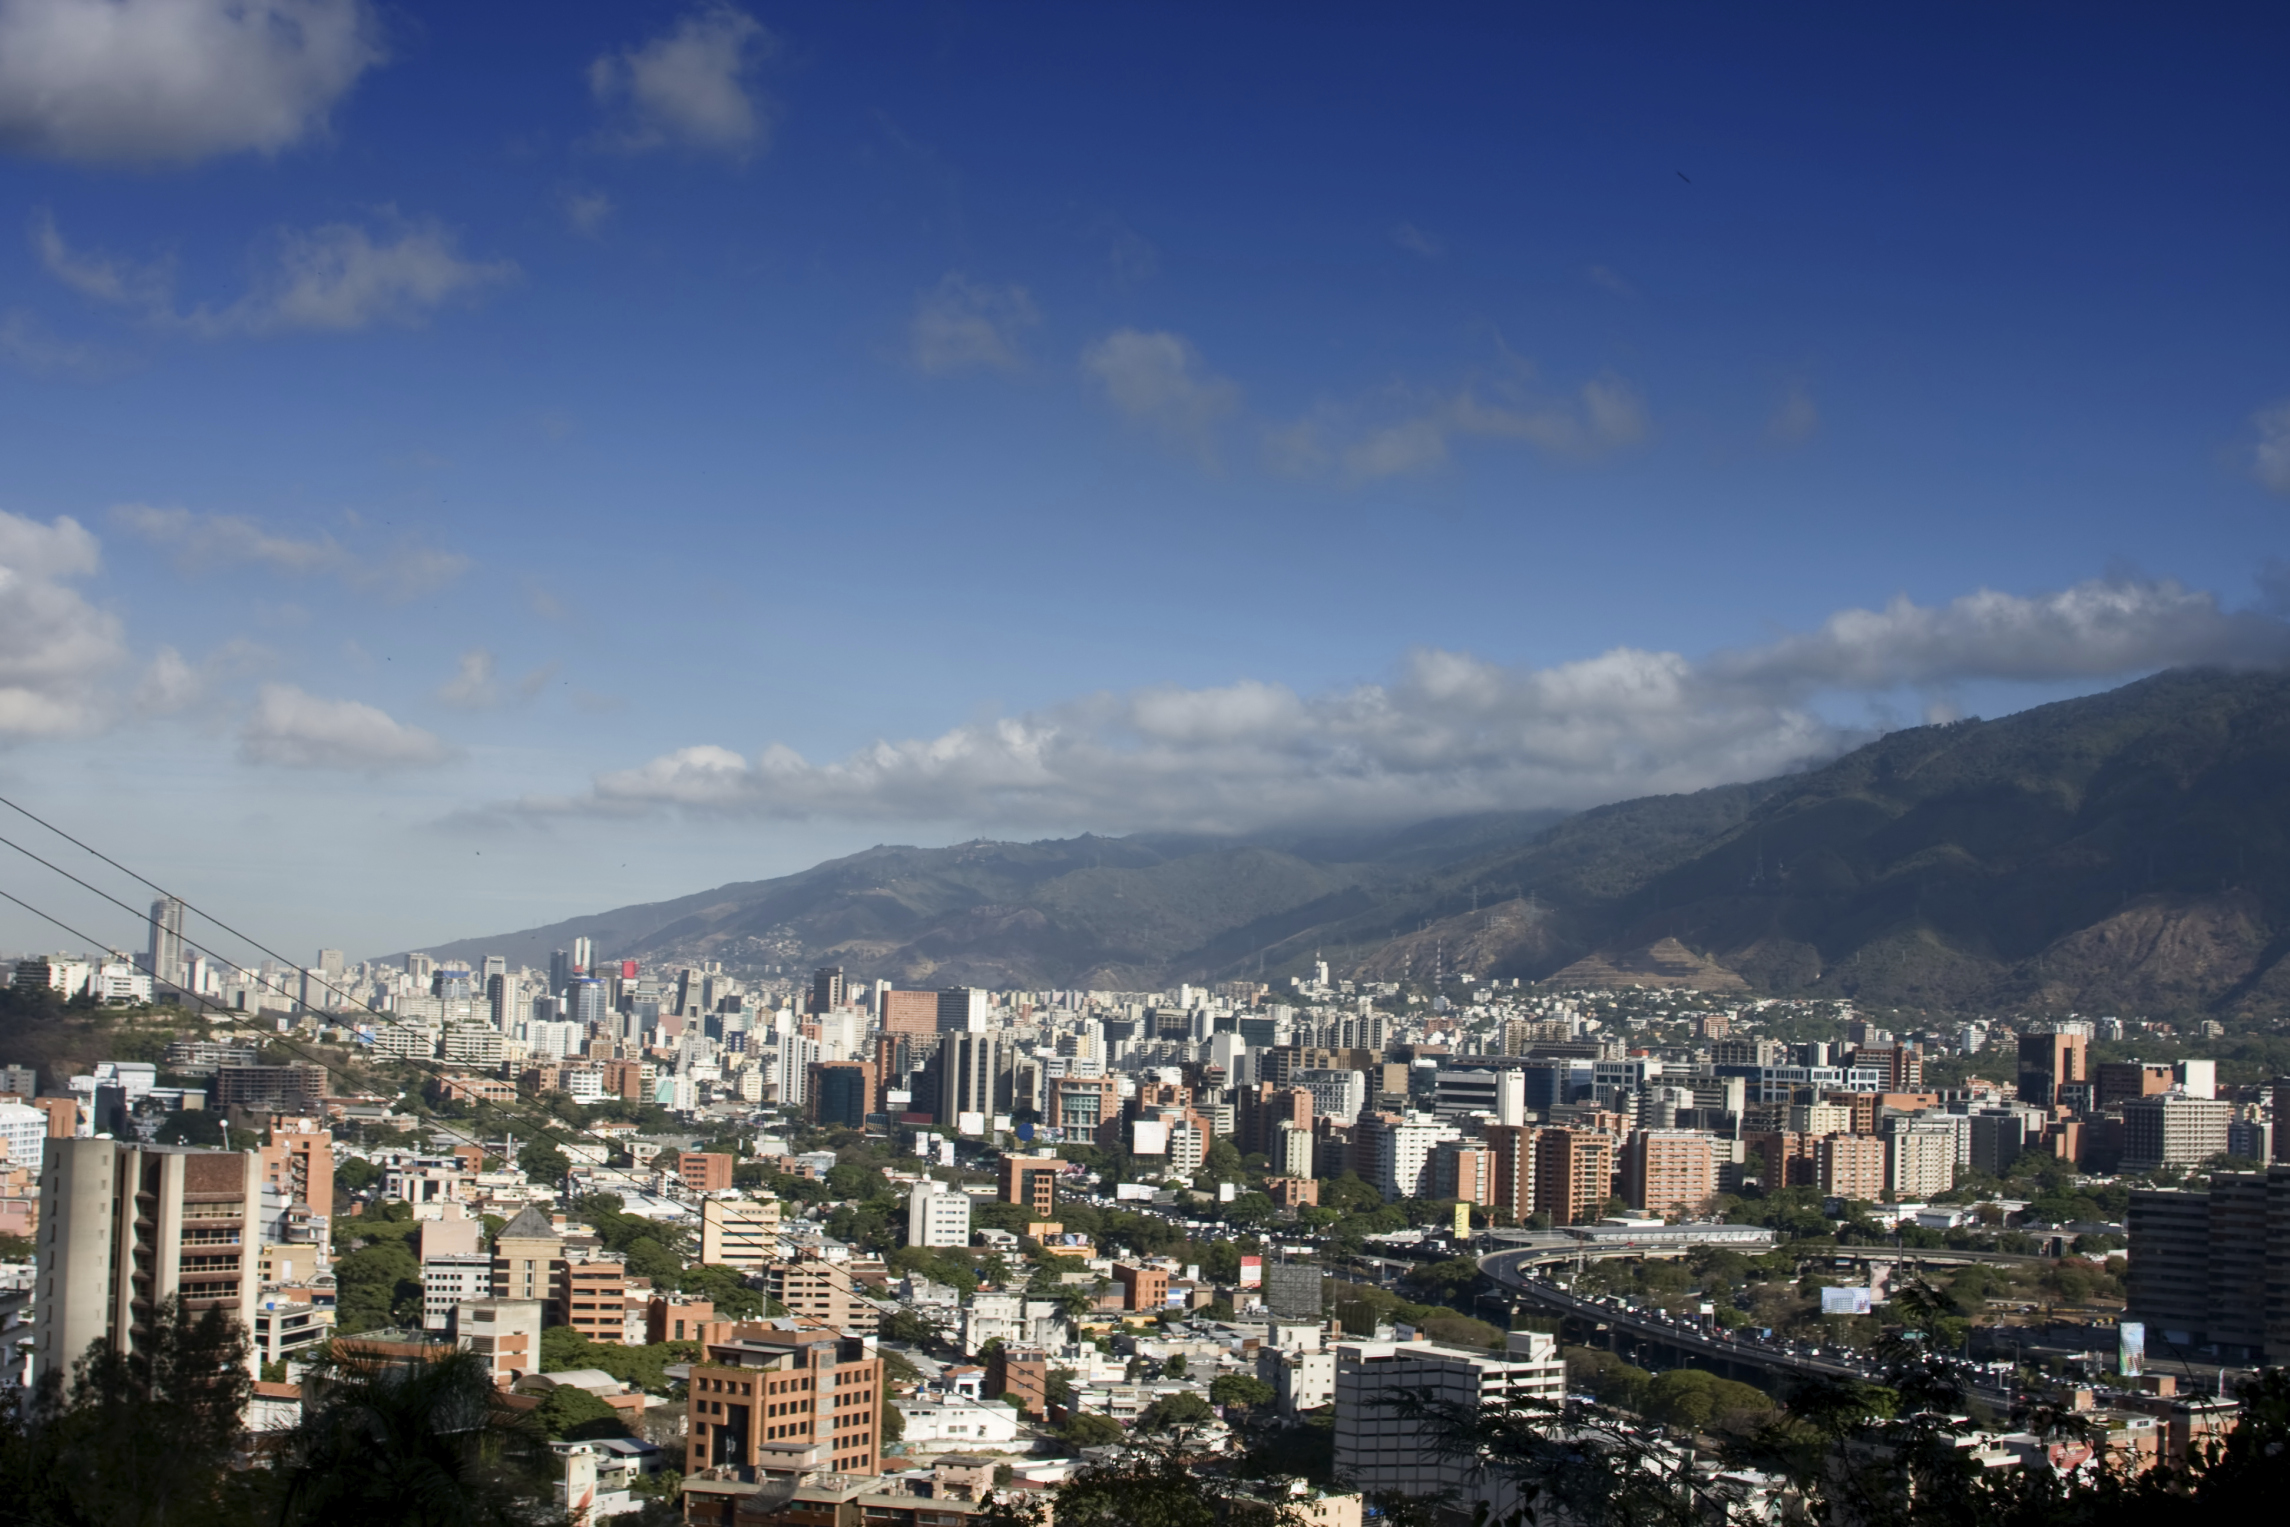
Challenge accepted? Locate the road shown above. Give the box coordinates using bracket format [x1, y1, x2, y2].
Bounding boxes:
[1479, 1247, 1877, 1385]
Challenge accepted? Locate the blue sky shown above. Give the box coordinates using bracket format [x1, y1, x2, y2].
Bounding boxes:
[0, 1, 2286, 961]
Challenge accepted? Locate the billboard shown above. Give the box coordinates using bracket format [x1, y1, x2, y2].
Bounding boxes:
[1454, 1202, 1471, 1240]
[1131, 1120, 1170, 1156]
[2118, 1322, 2145, 1378]
[1239, 1256, 1263, 1288]
[1820, 1286, 1874, 1315]
[1264, 1262, 1323, 1320]
[1115, 1182, 1158, 1201]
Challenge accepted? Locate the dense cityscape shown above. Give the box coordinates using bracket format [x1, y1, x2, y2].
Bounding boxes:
[6, 895, 2287, 1524]
[1, 4, 2284, 1525]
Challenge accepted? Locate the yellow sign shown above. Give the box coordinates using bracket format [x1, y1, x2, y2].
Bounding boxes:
[1455, 1202, 1471, 1239]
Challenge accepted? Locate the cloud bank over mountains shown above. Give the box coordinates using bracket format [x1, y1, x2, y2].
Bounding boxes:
[503, 576, 2290, 835]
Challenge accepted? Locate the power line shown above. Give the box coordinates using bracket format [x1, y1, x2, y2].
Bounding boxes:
[0, 878, 640, 1186]
[0, 818, 676, 1176]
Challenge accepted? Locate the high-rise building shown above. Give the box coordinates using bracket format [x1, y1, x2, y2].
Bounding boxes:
[808, 1061, 873, 1128]
[1885, 1120, 1958, 1198]
[809, 966, 846, 1015]
[700, 1197, 781, 1270]
[1334, 1333, 1566, 1515]
[567, 977, 609, 1032]
[145, 896, 187, 986]
[907, 1178, 971, 1248]
[2016, 1023, 2089, 1108]
[936, 987, 990, 1034]
[35, 1140, 263, 1384]
[491, 1204, 561, 1306]
[549, 950, 574, 997]
[316, 948, 346, 979]
[1816, 1133, 1888, 1201]
[2126, 1170, 2290, 1364]
[1372, 1115, 1460, 1201]
[932, 1034, 1004, 1127]
[998, 1152, 1060, 1218]
[257, 1117, 334, 1223]
[878, 989, 940, 1035]
[570, 937, 593, 975]
[684, 1327, 883, 1481]
[1622, 1129, 1715, 1219]
[2122, 1095, 2233, 1170]
[213, 1064, 327, 1116]
[1532, 1128, 1614, 1226]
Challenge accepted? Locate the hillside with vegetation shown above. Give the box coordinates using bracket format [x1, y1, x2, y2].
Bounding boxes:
[422, 668, 2290, 1018]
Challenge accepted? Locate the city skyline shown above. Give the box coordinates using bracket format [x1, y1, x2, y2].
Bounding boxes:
[0, 3, 2286, 957]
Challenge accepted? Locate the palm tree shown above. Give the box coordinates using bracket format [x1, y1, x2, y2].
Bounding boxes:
[273, 1343, 554, 1527]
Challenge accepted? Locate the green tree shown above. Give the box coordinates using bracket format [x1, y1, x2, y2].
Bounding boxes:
[0, 1297, 253, 1527]
[1210, 1373, 1275, 1409]
[1137, 1390, 1214, 1434]
[532, 1384, 631, 1441]
[518, 1141, 571, 1182]
[154, 1109, 224, 1147]
[1162, 1353, 1188, 1379]
[1059, 1411, 1125, 1448]
[333, 1237, 422, 1333]
[622, 1235, 683, 1285]
[274, 1346, 551, 1527]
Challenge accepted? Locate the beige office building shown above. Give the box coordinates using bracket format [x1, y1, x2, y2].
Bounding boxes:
[700, 1195, 781, 1271]
[34, 1139, 263, 1384]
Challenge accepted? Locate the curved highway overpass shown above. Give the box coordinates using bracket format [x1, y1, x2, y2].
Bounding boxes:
[1479, 1247, 1876, 1386]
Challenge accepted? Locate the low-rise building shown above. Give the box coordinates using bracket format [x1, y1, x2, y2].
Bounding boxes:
[890, 1393, 1024, 1450]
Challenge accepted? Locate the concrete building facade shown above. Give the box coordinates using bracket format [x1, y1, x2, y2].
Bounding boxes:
[33, 1139, 264, 1384]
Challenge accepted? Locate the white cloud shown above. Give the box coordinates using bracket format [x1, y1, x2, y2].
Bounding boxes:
[1391, 222, 1444, 258]
[0, 0, 383, 165]
[1272, 375, 1650, 482]
[129, 637, 270, 716]
[239, 683, 448, 770]
[112, 504, 469, 600]
[1706, 578, 2285, 691]
[504, 576, 2290, 834]
[1587, 265, 1636, 298]
[590, 3, 773, 159]
[0, 308, 109, 378]
[131, 645, 202, 714]
[437, 648, 497, 709]
[1768, 383, 1819, 445]
[564, 191, 614, 236]
[910, 274, 1038, 374]
[1082, 329, 1241, 466]
[0, 509, 125, 738]
[2255, 400, 2290, 495]
[37, 212, 516, 336]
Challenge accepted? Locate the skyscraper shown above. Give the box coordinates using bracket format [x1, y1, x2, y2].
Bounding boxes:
[570, 936, 594, 975]
[549, 950, 573, 996]
[2017, 1023, 2090, 1108]
[146, 896, 186, 986]
[810, 966, 846, 1015]
[936, 987, 989, 1034]
[568, 977, 609, 1032]
[932, 1033, 1004, 1127]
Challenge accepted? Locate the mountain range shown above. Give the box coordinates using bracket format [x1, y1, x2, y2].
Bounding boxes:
[418, 668, 2290, 1017]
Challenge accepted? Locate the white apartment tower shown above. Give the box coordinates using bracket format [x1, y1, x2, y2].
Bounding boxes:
[907, 1178, 971, 1249]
